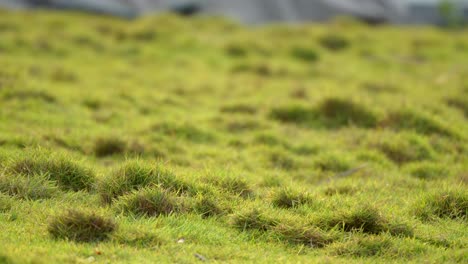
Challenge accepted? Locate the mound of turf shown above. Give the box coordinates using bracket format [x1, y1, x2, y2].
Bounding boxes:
[48, 210, 116, 242]
[415, 190, 467, 221]
[114, 188, 180, 217]
[98, 160, 185, 203]
[7, 152, 95, 191]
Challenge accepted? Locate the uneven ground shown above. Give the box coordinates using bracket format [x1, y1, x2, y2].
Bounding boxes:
[0, 10, 467, 263]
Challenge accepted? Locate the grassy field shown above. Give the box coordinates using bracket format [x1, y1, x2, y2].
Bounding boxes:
[0, 9, 467, 263]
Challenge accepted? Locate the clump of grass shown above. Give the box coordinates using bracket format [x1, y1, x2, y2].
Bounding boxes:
[8, 152, 95, 191]
[272, 224, 332, 248]
[254, 133, 286, 147]
[290, 46, 319, 62]
[319, 34, 350, 51]
[380, 110, 456, 138]
[272, 188, 312, 209]
[98, 161, 183, 203]
[332, 235, 426, 258]
[317, 98, 378, 128]
[152, 122, 215, 144]
[232, 209, 278, 231]
[220, 104, 257, 115]
[269, 150, 297, 170]
[318, 205, 412, 236]
[324, 186, 356, 196]
[270, 98, 377, 129]
[48, 210, 116, 242]
[225, 43, 249, 57]
[192, 196, 223, 218]
[321, 205, 386, 234]
[331, 235, 392, 257]
[372, 133, 435, 165]
[269, 105, 314, 125]
[2, 88, 56, 103]
[0, 255, 13, 264]
[114, 188, 179, 217]
[314, 153, 351, 172]
[224, 118, 264, 133]
[404, 162, 449, 180]
[0, 193, 14, 212]
[49, 67, 77, 82]
[446, 97, 468, 117]
[93, 136, 127, 157]
[361, 82, 399, 94]
[0, 172, 59, 200]
[209, 176, 254, 198]
[414, 190, 467, 221]
[82, 98, 102, 110]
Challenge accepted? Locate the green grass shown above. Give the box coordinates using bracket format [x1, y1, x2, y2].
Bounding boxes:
[0, 10, 467, 263]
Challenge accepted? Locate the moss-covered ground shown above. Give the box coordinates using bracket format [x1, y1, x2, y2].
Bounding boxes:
[0, 10, 467, 263]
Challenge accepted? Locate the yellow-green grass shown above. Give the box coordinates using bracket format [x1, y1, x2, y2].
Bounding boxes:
[0, 10, 467, 263]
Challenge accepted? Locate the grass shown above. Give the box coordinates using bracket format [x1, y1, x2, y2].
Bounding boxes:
[114, 187, 180, 217]
[0, 172, 60, 200]
[414, 189, 467, 221]
[317, 205, 413, 236]
[0, 10, 467, 263]
[271, 188, 313, 209]
[232, 209, 278, 231]
[48, 209, 116, 242]
[6, 151, 95, 191]
[93, 136, 127, 157]
[98, 160, 188, 203]
[270, 97, 378, 129]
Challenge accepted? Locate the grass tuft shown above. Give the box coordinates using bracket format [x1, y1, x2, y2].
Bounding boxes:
[209, 176, 254, 198]
[317, 98, 378, 128]
[152, 122, 215, 144]
[380, 110, 456, 138]
[232, 209, 278, 231]
[319, 34, 350, 51]
[98, 160, 183, 203]
[270, 98, 377, 129]
[0, 172, 59, 200]
[269, 105, 313, 125]
[192, 196, 224, 218]
[115, 188, 179, 217]
[324, 186, 356, 196]
[404, 162, 449, 180]
[319, 205, 412, 236]
[271, 188, 312, 209]
[446, 97, 468, 117]
[314, 153, 351, 172]
[269, 150, 297, 170]
[48, 210, 116, 242]
[93, 136, 127, 157]
[2, 88, 56, 103]
[290, 46, 319, 62]
[8, 152, 95, 191]
[415, 190, 467, 221]
[331, 235, 392, 257]
[220, 104, 257, 115]
[272, 224, 332, 248]
[0, 193, 14, 212]
[372, 133, 435, 165]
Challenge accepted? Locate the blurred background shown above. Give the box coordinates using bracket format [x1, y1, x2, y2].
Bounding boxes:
[1, 0, 467, 26]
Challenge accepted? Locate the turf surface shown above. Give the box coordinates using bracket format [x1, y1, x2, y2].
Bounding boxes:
[0, 10, 467, 263]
